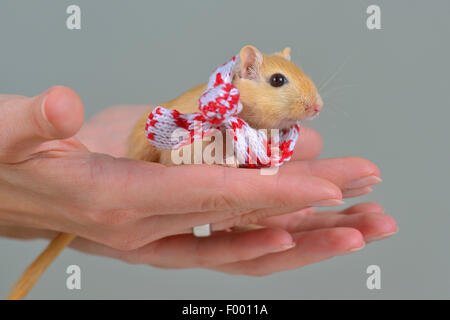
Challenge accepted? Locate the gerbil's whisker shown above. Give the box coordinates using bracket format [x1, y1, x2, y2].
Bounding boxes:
[318, 54, 353, 93]
[321, 84, 357, 98]
[324, 100, 351, 119]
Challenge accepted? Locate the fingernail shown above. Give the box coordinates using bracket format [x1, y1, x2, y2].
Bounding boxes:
[270, 242, 296, 253]
[344, 176, 382, 189]
[366, 230, 398, 242]
[349, 243, 365, 252]
[342, 186, 373, 198]
[338, 242, 365, 256]
[41, 95, 50, 124]
[309, 199, 345, 207]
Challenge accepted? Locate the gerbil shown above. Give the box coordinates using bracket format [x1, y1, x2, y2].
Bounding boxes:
[127, 45, 323, 165]
[7, 45, 323, 299]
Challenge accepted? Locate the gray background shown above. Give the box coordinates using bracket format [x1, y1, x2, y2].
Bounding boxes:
[1, 0, 449, 299]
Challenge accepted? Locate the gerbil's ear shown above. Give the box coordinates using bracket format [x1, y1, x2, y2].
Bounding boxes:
[279, 47, 291, 61]
[239, 45, 263, 80]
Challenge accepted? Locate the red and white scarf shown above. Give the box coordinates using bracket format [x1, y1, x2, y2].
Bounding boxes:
[145, 55, 300, 167]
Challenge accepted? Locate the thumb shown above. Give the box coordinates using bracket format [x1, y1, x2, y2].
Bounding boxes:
[0, 86, 84, 162]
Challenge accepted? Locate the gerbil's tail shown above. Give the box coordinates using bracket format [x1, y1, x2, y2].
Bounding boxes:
[7, 232, 76, 300]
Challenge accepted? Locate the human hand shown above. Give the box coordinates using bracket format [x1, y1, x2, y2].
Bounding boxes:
[0, 92, 396, 274]
[0, 201, 397, 275]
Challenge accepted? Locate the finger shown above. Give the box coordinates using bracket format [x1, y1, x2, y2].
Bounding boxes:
[259, 202, 389, 231]
[259, 202, 385, 229]
[291, 127, 323, 160]
[210, 202, 340, 232]
[125, 201, 340, 244]
[212, 227, 365, 276]
[93, 201, 385, 247]
[0, 86, 84, 162]
[70, 227, 296, 268]
[342, 186, 373, 198]
[112, 160, 343, 216]
[281, 157, 381, 196]
[294, 202, 384, 217]
[340, 202, 385, 214]
[261, 210, 397, 241]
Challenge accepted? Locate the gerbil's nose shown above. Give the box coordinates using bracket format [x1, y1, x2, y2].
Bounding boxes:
[310, 94, 323, 114]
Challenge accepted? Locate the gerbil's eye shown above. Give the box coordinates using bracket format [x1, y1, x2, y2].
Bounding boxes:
[269, 73, 287, 87]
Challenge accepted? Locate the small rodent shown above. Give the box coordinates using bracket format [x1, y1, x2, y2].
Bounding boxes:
[127, 45, 323, 165]
[7, 45, 323, 300]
